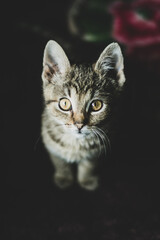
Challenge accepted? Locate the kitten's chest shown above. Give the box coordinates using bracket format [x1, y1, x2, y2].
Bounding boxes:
[43, 128, 100, 163]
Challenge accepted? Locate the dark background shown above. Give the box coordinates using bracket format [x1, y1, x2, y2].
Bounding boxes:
[2, 1, 160, 239]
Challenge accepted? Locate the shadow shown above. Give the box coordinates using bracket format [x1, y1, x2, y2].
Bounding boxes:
[2, 1, 160, 239]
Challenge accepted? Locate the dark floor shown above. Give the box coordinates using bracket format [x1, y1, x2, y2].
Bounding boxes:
[1, 1, 160, 239]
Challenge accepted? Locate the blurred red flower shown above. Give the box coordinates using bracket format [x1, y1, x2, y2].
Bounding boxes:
[110, 0, 160, 60]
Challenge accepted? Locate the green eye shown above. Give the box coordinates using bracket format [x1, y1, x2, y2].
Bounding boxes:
[91, 100, 103, 111]
[59, 98, 72, 111]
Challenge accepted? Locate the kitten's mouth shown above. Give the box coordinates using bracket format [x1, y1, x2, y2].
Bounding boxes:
[75, 127, 91, 137]
[77, 129, 82, 134]
[65, 124, 91, 137]
[74, 128, 83, 135]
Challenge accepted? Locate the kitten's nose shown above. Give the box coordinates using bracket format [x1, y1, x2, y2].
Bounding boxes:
[75, 123, 84, 131]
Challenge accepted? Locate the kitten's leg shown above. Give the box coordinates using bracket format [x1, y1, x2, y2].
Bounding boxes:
[49, 154, 74, 189]
[77, 160, 99, 191]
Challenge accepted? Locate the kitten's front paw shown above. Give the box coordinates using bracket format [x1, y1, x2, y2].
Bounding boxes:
[78, 176, 99, 191]
[54, 174, 73, 189]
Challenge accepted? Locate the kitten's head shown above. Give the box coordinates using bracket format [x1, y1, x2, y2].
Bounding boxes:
[42, 40, 125, 137]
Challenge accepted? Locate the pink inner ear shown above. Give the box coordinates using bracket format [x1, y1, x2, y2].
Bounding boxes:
[44, 65, 52, 80]
[50, 63, 60, 74]
[44, 64, 60, 81]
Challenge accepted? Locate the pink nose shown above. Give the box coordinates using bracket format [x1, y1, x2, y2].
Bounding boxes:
[75, 123, 84, 130]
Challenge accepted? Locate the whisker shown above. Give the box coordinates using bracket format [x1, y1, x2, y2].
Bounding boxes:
[91, 129, 101, 158]
[93, 128, 107, 158]
[34, 135, 42, 151]
[96, 127, 111, 152]
[96, 129, 107, 158]
[92, 126, 111, 159]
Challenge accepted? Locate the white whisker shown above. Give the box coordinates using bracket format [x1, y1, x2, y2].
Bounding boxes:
[91, 129, 101, 158]
[34, 135, 42, 151]
[96, 127, 111, 152]
[96, 129, 107, 158]
[92, 126, 111, 159]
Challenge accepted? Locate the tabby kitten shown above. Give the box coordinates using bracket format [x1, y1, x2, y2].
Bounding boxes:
[41, 40, 125, 190]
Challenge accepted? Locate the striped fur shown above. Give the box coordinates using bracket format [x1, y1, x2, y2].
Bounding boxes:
[41, 40, 125, 190]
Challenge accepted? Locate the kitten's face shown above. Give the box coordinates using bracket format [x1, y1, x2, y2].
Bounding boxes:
[45, 66, 111, 137]
[42, 40, 125, 138]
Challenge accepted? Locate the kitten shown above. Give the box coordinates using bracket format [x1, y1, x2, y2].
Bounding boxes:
[41, 40, 125, 190]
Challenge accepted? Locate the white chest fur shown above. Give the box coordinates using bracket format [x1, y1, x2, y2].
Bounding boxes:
[42, 127, 100, 163]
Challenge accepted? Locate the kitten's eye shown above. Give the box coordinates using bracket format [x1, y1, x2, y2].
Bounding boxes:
[59, 98, 72, 111]
[91, 100, 103, 111]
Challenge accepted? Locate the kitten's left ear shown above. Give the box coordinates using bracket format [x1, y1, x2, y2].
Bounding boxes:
[94, 43, 125, 87]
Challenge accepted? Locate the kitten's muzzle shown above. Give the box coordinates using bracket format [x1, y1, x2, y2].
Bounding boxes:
[75, 123, 84, 133]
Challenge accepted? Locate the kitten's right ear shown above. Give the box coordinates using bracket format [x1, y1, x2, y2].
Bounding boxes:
[42, 40, 70, 82]
[94, 43, 125, 87]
